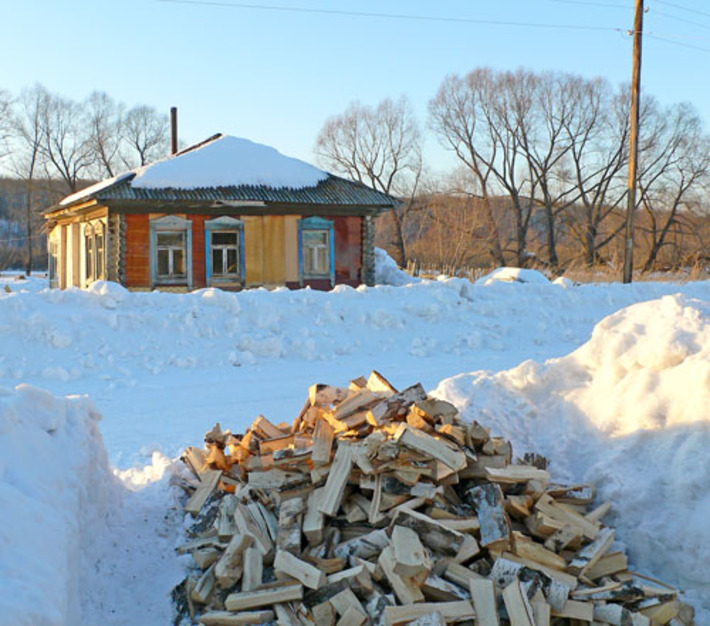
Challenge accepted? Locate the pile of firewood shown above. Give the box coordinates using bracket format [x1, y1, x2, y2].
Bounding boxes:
[173, 372, 694, 626]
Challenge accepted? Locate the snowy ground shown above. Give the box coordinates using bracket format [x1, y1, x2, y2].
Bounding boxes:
[1, 264, 708, 625]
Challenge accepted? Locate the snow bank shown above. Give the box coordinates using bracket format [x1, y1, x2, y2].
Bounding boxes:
[374, 247, 417, 286]
[475, 266, 551, 285]
[433, 294, 710, 618]
[0, 385, 118, 626]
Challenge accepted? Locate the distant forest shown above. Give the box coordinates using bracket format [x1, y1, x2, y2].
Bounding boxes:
[2, 71, 710, 278]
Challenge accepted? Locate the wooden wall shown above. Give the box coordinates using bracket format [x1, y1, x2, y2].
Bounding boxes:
[121, 212, 364, 291]
[124, 214, 151, 288]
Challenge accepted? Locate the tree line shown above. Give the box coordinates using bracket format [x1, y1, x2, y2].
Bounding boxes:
[316, 68, 710, 275]
[0, 84, 170, 272]
[1, 70, 709, 277]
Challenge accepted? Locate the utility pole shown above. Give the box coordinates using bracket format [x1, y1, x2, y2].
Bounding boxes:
[623, 0, 644, 284]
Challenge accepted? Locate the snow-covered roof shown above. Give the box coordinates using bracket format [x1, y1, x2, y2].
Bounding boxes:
[132, 135, 328, 191]
[56, 134, 395, 211]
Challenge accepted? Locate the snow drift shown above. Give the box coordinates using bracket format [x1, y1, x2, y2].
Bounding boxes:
[434, 293, 710, 618]
[0, 386, 119, 626]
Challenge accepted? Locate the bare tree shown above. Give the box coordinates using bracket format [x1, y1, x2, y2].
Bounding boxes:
[9, 84, 50, 274]
[636, 100, 709, 271]
[85, 91, 124, 178]
[563, 81, 629, 266]
[429, 69, 544, 266]
[315, 97, 423, 266]
[121, 105, 170, 168]
[0, 90, 13, 161]
[40, 92, 92, 193]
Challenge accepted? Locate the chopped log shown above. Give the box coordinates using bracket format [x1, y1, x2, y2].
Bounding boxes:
[312, 601, 337, 626]
[318, 443, 354, 517]
[469, 579, 499, 626]
[568, 528, 615, 577]
[329, 588, 367, 617]
[333, 388, 380, 420]
[198, 610, 276, 626]
[534, 494, 600, 540]
[309, 384, 349, 408]
[443, 562, 483, 588]
[485, 466, 550, 485]
[585, 551, 629, 580]
[252, 415, 285, 439]
[468, 483, 511, 549]
[334, 528, 389, 561]
[378, 545, 426, 605]
[550, 599, 594, 622]
[391, 525, 432, 584]
[303, 487, 326, 545]
[512, 532, 568, 571]
[185, 469, 222, 516]
[502, 580, 535, 626]
[367, 370, 398, 395]
[274, 549, 326, 590]
[214, 534, 253, 588]
[394, 423, 467, 471]
[452, 534, 481, 564]
[192, 563, 217, 604]
[585, 501, 612, 523]
[384, 601, 475, 626]
[241, 547, 263, 592]
[531, 599, 550, 626]
[247, 469, 308, 491]
[224, 582, 304, 612]
[391, 508, 466, 556]
[233, 503, 273, 559]
[276, 497, 304, 554]
[489, 557, 574, 612]
[543, 524, 582, 554]
[420, 574, 469, 602]
[336, 606, 368, 626]
[368, 384, 428, 426]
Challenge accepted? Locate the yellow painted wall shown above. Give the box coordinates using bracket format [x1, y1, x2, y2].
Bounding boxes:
[284, 216, 300, 283]
[243, 216, 264, 286]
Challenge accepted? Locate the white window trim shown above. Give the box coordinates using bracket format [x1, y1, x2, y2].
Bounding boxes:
[150, 215, 193, 289]
[205, 216, 245, 286]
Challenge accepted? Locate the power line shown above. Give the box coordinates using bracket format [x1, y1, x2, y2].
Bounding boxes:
[647, 32, 710, 52]
[655, 0, 710, 20]
[548, 0, 628, 8]
[157, 0, 625, 32]
[652, 9, 710, 31]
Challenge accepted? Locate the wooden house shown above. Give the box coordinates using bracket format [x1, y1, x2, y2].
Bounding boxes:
[44, 134, 397, 291]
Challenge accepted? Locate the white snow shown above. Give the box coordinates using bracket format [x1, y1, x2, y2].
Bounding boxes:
[1, 269, 709, 623]
[475, 266, 551, 285]
[58, 135, 329, 207]
[131, 135, 328, 190]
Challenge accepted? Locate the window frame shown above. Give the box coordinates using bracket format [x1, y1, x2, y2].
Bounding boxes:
[83, 220, 107, 286]
[298, 216, 335, 285]
[150, 215, 193, 288]
[205, 216, 245, 286]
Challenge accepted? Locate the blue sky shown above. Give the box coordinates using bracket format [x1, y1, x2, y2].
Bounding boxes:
[4, 0, 710, 173]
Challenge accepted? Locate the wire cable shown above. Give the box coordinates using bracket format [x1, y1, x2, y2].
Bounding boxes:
[157, 0, 625, 32]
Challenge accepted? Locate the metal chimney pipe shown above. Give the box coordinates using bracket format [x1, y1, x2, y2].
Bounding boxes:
[170, 107, 178, 155]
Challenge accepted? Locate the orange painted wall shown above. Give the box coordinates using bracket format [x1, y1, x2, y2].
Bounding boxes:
[334, 216, 363, 284]
[124, 214, 151, 287]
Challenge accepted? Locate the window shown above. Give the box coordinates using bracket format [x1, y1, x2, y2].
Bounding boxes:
[299, 217, 335, 284]
[84, 221, 107, 285]
[150, 215, 192, 287]
[156, 232, 187, 279]
[205, 217, 245, 286]
[49, 239, 59, 289]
